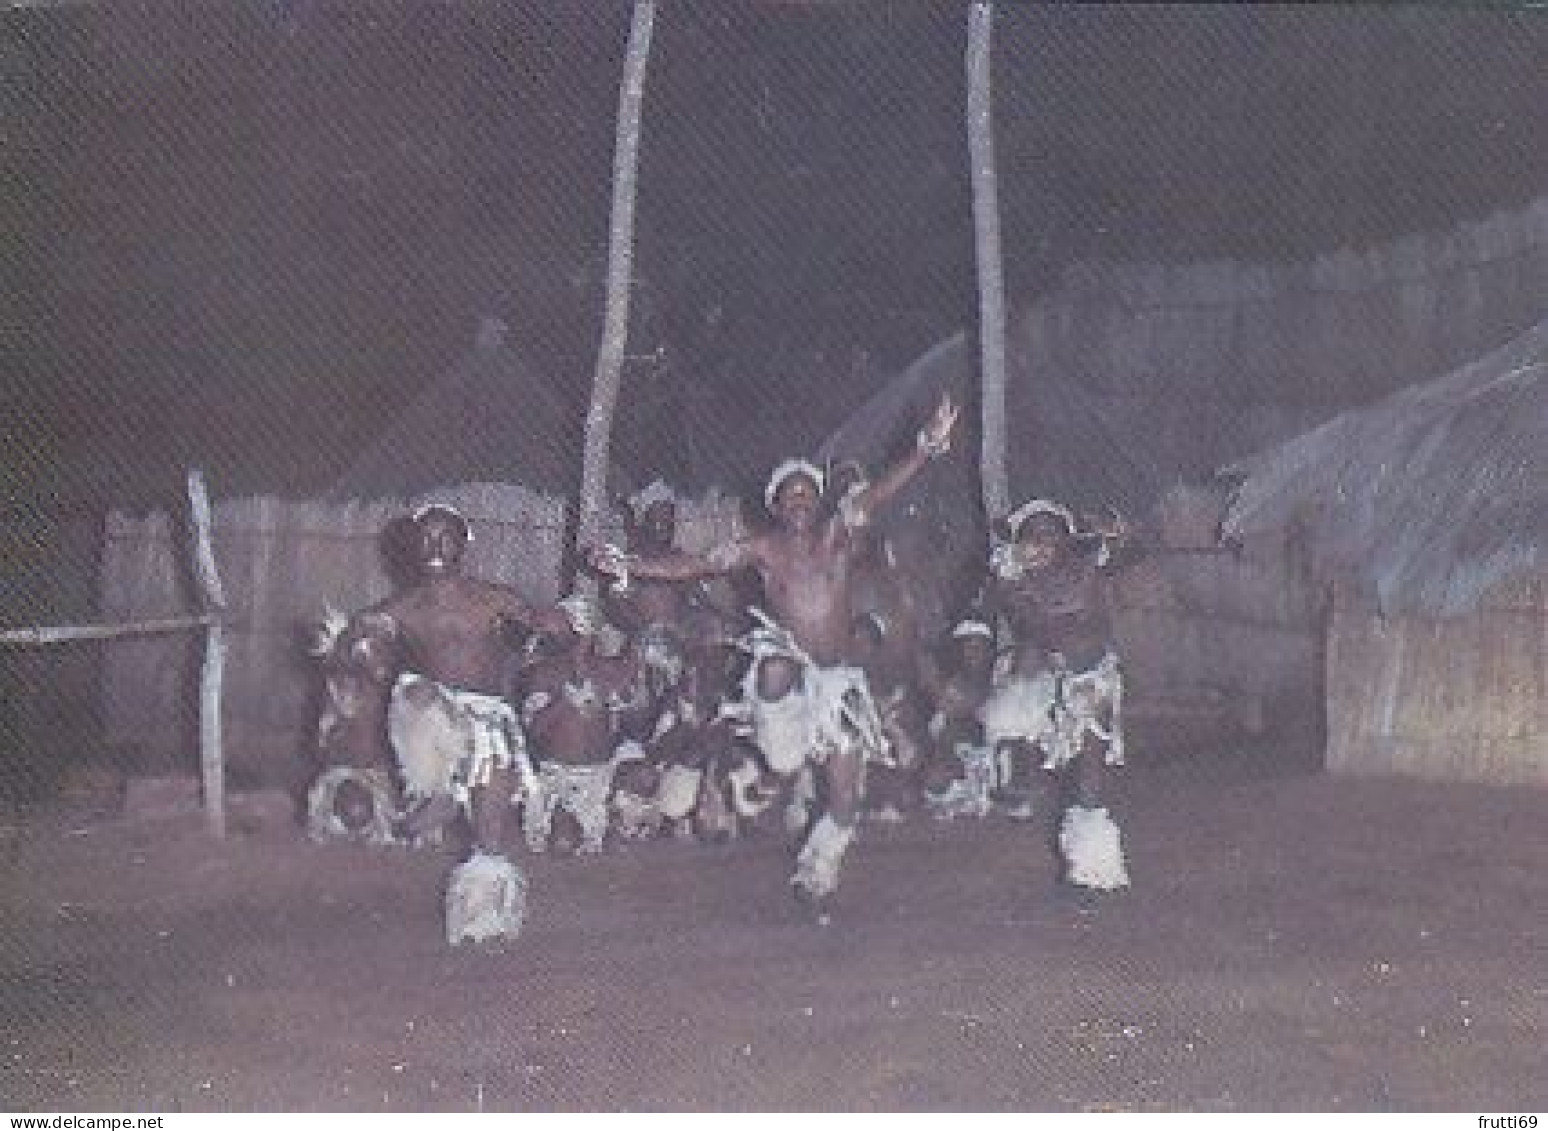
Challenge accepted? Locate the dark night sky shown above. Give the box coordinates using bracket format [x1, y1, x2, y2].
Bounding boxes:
[4, 1, 1548, 514]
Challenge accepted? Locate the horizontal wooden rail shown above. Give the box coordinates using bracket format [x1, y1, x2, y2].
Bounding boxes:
[0, 616, 216, 646]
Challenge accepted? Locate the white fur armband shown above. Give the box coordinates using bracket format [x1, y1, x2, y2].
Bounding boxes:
[989, 541, 1023, 580]
[917, 427, 951, 459]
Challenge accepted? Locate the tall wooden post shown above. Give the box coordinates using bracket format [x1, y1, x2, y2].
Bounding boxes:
[187, 469, 228, 838]
[967, 2, 1010, 525]
[576, 0, 657, 590]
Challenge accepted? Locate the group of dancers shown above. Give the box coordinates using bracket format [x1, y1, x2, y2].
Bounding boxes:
[309, 394, 1132, 946]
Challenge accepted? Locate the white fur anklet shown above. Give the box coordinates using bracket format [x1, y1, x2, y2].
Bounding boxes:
[445, 851, 528, 946]
[792, 814, 856, 901]
[1058, 805, 1130, 891]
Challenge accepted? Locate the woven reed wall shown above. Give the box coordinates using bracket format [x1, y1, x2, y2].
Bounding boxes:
[1007, 200, 1548, 497]
[1325, 575, 1547, 786]
[89, 197, 1548, 780]
[98, 481, 1334, 775]
[1111, 527, 1323, 749]
[1026, 200, 1547, 402]
[97, 484, 743, 782]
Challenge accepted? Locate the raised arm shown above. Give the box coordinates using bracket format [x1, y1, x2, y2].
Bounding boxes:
[847, 392, 959, 525]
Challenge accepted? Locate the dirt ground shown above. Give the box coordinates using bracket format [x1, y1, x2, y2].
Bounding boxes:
[2, 740, 1544, 1114]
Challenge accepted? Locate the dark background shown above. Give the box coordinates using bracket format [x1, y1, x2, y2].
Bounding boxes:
[6, 1, 1547, 512]
[2, 2, 1547, 794]
[2, 10, 1546, 1102]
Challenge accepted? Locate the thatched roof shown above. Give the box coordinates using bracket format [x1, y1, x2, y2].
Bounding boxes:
[1222, 314, 1548, 616]
[326, 317, 581, 503]
[807, 322, 1331, 633]
[820, 326, 1328, 523]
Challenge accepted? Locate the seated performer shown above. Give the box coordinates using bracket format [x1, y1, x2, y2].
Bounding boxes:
[306, 606, 403, 844]
[625, 654, 771, 843]
[515, 592, 647, 854]
[830, 459, 930, 821]
[591, 393, 959, 914]
[606, 480, 693, 695]
[980, 498, 1134, 893]
[341, 502, 572, 946]
[849, 610, 928, 822]
[917, 617, 1003, 819]
[605, 479, 739, 733]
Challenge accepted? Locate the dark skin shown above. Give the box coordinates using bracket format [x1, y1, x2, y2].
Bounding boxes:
[983, 510, 1130, 809]
[986, 514, 1117, 675]
[592, 395, 959, 833]
[363, 509, 571, 849]
[604, 496, 732, 713]
[607, 496, 752, 720]
[516, 631, 641, 769]
[605, 499, 690, 638]
[312, 613, 401, 831]
[914, 630, 998, 796]
[596, 395, 959, 668]
[850, 615, 929, 812]
[372, 514, 569, 695]
[920, 632, 997, 748]
[835, 465, 930, 807]
[833, 464, 925, 698]
[316, 613, 398, 770]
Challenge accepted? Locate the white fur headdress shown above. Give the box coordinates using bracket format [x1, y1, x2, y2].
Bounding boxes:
[951, 619, 994, 641]
[764, 458, 825, 510]
[629, 478, 676, 516]
[1006, 498, 1076, 539]
[410, 501, 473, 543]
[1004, 498, 1113, 566]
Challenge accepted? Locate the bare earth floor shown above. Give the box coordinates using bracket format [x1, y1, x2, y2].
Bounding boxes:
[2, 745, 1544, 1113]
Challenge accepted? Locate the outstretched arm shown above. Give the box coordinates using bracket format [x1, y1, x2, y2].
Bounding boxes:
[848, 392, 959, 525]
[1076, 507, 1141, 573]
[590, 538, 757, 584]
[490, 583, 572, 637]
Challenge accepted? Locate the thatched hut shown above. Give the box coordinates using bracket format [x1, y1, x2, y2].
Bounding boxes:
[811, 197, 1548, 757]
[1222, 315, 1548, 785]
[94, 190, 1548, 783]
[96, 320, 745, 789]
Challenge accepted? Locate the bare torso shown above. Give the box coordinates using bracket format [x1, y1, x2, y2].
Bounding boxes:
[607, 578, 688, 636]
[751, 522, 862, 666]
[998, 554, 1112, 672]
[378, 576, 536, 695]
[518, 649, 639, 766]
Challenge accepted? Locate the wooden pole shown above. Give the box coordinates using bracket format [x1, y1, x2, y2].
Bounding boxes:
[187, 469, 229, 839]
[576, 0, 657, 595]
[0, 616, 214, 645]
[967, 2, 1010, 525]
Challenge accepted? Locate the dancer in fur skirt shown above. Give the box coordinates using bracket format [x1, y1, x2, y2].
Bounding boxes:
[980, 498, 1137, 894]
